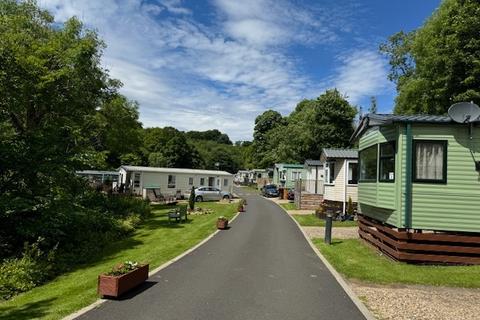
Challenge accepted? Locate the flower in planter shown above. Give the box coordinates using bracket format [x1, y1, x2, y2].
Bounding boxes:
[106, 261, 140, 276]
[218, 216, 227, 221]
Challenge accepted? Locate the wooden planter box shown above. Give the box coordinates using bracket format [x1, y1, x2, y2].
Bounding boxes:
[217, 219, 228, 229]
[98, 264, 149, 298]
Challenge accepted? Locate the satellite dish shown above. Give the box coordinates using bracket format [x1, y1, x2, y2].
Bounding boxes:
[448, 102, 480, 123]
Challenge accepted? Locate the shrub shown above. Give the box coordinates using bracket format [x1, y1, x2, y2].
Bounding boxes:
[0, 238, 56, 300]
[237, 199, 246, 211]
[347, 196, 355, 215]
[0, 185, 152, 299]
[315, 201, 327, 218]
[188, 186, 195, 211]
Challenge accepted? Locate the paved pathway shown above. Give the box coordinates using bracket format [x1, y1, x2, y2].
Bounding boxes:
[78, 187, 365, 320]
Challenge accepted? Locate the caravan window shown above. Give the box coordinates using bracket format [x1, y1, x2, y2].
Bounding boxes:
[413, 140, 447, 183]
[223, 179, 228, 186]
[133, 173, 141, 188]
[325, 162, 335, 184]
[200, 178, 205, 186]
[188, 177, 194, 185]
[380, 142, 395, 182]
[348, 162, 358, 185]
[292, 171, 302, 181]
[359, 145, 377, 182]
[168, 175, 176, 188]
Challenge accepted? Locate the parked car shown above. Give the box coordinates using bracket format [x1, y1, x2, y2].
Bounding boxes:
[262, 184, 279, 197]
[194, 187, 231, 202]
[287, 188, 295, 201]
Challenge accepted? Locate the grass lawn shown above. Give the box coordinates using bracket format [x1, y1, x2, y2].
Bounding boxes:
[292, 214, 358, 227]
[279, 202, 297, 210]
[314, 238, 480, 288]
[239, 184, 259, 194]
[0, 202, 238, 320]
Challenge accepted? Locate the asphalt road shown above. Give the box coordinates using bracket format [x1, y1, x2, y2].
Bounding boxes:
[78, 187, 365, 320]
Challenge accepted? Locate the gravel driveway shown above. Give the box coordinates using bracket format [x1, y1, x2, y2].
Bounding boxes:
[302, 226, 359, 239]
[350, 281, 480, 320]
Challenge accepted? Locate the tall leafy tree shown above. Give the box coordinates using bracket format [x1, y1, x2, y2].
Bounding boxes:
[93, 95, 143, 168]
[0, 0, 117, 213]
[251, 110, 285, 168]
[0, 0, 120, 257]
[185, 129, 232, 145]
[381, 0, 480, 114]
[251, 90, 357, 167]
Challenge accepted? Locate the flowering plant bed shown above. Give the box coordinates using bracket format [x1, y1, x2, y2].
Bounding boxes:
[217, 216, 228, 229]
[98, 261, 149, 298]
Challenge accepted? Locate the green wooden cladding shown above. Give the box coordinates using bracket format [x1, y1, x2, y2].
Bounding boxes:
[358, 123, 480, 233]
[273, 163, 306, 189]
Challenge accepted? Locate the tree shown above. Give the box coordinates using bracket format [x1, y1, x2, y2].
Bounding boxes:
[0, 0, 117, 212]
[248, 90, 356, 168]
[380, 0, 480, 114]
[269, 90, 357, 164]
[379, 31, 415, 85]
[93, 95, 143, 168]
[0, 0, 120, 257]
[253, 110, 285, 141]
[185, 129, 232, 145]
[156, 135, 200, 168]
[251, 110, 285, 168]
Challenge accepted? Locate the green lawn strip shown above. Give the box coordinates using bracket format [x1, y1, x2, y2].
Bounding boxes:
[292, 214, 357, 227]
[313, 238, 480, 288]
[0, 202, 237, 320]
[239, 185, 259, 193]
[279, 202, 297, 210]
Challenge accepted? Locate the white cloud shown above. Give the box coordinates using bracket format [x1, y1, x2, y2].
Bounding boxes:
[39, 0, 367, 141]
[213, 0, 339, 47]
[158, 0, 192, 15]
[332, 49, 392, 105]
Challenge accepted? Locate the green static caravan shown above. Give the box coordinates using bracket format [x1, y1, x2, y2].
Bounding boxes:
[273, 163, 305, 189]
[351, 114, 480, 264]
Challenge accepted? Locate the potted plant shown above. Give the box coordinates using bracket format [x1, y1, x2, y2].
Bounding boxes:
[217, 216, 228, 229]
[98, 261, 149, 298]
[238, 199, 246, 212]
[315, 200, 328, 219]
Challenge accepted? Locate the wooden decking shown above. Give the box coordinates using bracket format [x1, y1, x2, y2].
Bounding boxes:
[358, 215, 480, 264]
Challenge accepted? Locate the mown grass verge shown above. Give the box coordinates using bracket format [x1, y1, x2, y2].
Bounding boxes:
[0, 202, 237, 320]
[239, 185, 260, 194]
[292, 214, 357, 227]
[314, 238, 480, 288]
[279, 202, 297, 210]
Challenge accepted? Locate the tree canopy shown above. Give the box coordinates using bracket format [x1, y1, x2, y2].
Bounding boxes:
[380, 0, 480, 114]
[248, 89, 357, 168]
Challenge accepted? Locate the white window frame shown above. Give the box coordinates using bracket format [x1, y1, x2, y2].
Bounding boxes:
[133, 172, 141, 188]
[168, 175, 176, 189]
[188, 177, 194, 185]
[325, 161, 336, 185]
[223, 178, 228, 186]
[347, 160, 358, 185]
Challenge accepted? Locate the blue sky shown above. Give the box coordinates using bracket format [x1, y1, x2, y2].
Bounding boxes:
[41, 0, 441, 141]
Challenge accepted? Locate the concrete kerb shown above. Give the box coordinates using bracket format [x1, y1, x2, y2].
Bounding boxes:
[268, 198, 376, 320]
[63, 211, 241, 320]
